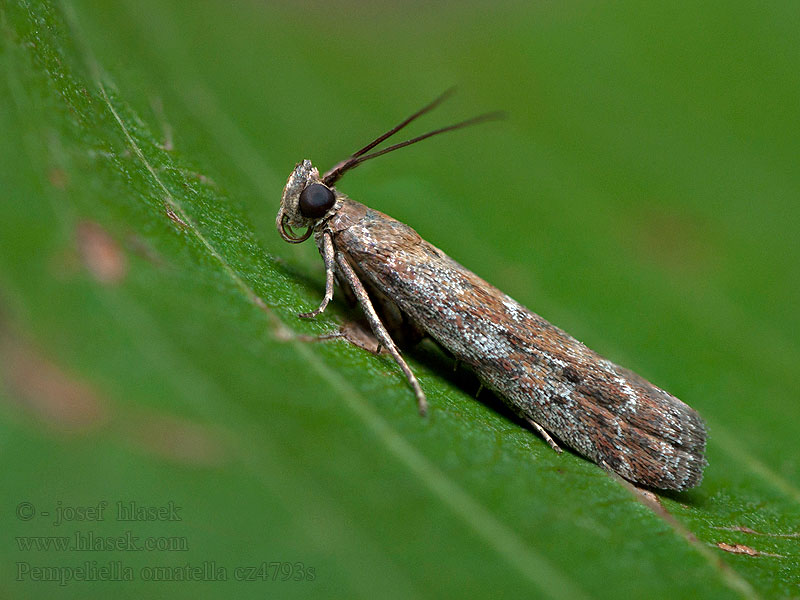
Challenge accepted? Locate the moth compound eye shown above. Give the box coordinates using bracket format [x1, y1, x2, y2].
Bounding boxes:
[298, 183, 335, 219]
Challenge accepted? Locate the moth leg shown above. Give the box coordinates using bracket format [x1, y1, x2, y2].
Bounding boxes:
[335, 252, 428, 416]
[337, 321, 387, 355]
[274, 320, 388, 356]
[525, 417, 563, 454]
[299, 230, 335, 319]
[276, 329, 345, 344]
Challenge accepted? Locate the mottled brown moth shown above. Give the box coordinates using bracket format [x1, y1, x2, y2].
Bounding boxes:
[276, 91, 707, 491]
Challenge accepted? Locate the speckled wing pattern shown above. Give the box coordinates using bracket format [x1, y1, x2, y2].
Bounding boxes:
[335, 202, 707, 491]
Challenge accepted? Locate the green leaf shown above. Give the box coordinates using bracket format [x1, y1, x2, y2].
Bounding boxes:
[1, 1, 798, 598]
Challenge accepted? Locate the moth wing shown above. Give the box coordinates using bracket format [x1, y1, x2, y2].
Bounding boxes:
[337, 206, 706, 490]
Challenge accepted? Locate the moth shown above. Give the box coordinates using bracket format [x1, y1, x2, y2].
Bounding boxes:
[276, 91, 707, 491]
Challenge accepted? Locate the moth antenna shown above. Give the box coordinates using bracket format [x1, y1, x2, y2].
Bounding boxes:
[338, 112, 505, 172]
[322, 91, 503, 186]
[351, 88, 456, 160]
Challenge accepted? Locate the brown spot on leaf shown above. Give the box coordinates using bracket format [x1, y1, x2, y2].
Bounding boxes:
[184, 170, 216, 187]
[714, 525, 800, 538]
[124, 233, 166, 269]
[47, 167, 68, 189]
[632, 207, 716, 274]
[252, 296, 268, 311]
[716, 542, 783, 558]
[271, 321, 296, 342]
[729, 526, 759, 535]
[76, 221, 127, 284]
[636, 488, 663, 509]
[123, 413, 228, 467]
[165, 204, 188, 227]
[0, 329, 107, 431]
[150, 96, 174, 152]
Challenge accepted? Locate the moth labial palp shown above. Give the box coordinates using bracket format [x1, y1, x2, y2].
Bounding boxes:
[275, 91, 707, 491]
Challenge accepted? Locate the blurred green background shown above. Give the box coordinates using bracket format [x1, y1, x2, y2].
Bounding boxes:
[1, 1, 798, 598]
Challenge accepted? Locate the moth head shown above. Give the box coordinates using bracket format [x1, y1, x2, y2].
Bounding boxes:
[276, 160, 340, 243]
[277, 92, 501, 244]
